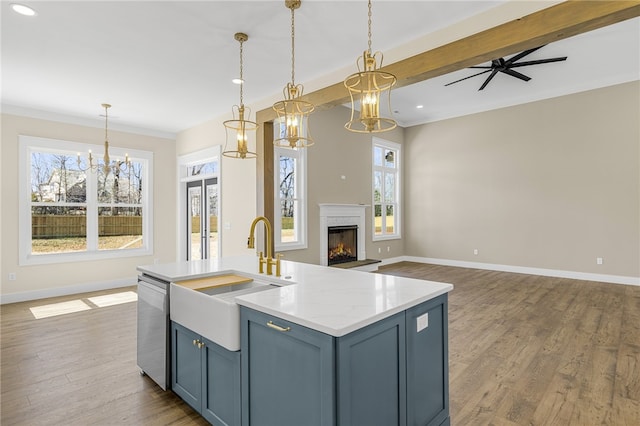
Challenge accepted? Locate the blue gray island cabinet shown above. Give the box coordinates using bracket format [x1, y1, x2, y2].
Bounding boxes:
[138, 256, 452, 426]
[240, 293, 449, 426]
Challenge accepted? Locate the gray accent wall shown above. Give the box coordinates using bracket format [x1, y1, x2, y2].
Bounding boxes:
[405, 81, 639, 278]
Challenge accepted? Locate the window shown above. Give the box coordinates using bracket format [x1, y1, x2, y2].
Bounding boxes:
[274, 120, 307, 251]
[373, 139, 401, 240]
[19, 135, 153, 265]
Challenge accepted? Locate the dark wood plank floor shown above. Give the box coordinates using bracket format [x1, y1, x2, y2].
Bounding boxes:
[1, 263, 638, 425]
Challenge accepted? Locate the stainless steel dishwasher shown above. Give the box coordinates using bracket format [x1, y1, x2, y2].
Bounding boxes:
[137, 273, 170, 390]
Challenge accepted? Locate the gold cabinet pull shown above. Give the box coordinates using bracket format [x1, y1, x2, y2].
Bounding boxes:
[267, 321, 291, 332]
[192, 339, 198, 346]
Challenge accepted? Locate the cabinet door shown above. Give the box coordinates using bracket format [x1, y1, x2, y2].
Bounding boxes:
[202, 336, 241, 426]
[171, 321, 202, 411]
[337, 311, 406, 426]
[405, 294, 449, 426]
[241, 307, 335, 426]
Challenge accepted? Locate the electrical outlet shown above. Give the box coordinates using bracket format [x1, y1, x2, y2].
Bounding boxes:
[473, 249, 478, 255]
[8, 273, 16, 281]
[378, 247, 381, 254]
[416, 313, 429, 332]
[387, 246, 390, 252]
[597, 257, 603, 265]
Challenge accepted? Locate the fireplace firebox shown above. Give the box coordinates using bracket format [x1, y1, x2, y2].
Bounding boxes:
[327, 225, 358, 265]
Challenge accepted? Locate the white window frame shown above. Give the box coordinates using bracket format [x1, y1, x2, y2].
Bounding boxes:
[18, 135, 153, 265]
[372, 138, 401, 241]
[274, 144, 307, 251]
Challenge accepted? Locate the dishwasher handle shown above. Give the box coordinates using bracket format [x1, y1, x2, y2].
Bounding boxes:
[138, 274, 169, 290]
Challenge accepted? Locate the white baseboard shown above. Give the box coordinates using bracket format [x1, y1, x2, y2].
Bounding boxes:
[1, 277, 137, 305]
[383, 256, 640, 287]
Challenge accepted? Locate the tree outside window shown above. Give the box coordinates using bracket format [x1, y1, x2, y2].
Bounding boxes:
[373, 139, 401, 240]
[20, 136, 152, 264]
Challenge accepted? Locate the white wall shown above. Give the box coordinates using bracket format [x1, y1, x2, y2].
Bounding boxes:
[404, 81, 640, 280]
[1, 114, 177, 302]
[176, 115, 257, 258]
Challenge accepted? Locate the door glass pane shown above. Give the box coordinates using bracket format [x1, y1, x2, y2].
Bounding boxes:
[189, 186, 202, 260]
[207, 184, 218, 258]
[188, 161, 218, 176]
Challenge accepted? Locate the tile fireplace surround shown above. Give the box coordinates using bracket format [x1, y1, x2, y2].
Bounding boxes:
[319, 204, 368, 266]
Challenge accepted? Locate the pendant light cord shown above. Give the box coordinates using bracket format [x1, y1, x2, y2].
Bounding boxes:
[367, 0, 372, 55]
[290, 5, 295, 86]
[239, 38, 244, 105]
[104, 105, 109, 143]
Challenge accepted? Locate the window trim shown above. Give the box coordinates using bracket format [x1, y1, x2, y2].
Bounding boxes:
[274, 144, 307, 251]
[372, 138, 401, 241]
[19, 135, 154, 265]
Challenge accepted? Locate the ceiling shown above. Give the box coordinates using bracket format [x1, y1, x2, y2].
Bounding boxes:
[2, 1, 639, 138]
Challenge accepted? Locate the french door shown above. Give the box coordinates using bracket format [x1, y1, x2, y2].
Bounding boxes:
[186, 178, 218, 260]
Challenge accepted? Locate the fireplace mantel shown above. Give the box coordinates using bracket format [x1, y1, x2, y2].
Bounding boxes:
[319, 204, 368, 266]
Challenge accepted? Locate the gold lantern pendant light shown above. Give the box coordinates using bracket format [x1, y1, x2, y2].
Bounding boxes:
[344, 0, 397, 133]
[223, 32, 258, 159]
[273, 0, 314, 148]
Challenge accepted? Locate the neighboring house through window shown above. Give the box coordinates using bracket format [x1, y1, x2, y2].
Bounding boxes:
[19, 135, 153, 265]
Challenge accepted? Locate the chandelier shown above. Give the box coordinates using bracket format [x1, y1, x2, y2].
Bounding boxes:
[273, 0, 314, 148]
[223, 32, 258, 159]
[344, 0, 397, 133]
[77, 103, 130, 175]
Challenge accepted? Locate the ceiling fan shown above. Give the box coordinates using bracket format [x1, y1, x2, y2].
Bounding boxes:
[445, 45, 567, 91]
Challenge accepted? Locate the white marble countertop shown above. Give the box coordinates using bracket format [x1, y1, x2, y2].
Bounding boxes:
[138, 255, 453, 337]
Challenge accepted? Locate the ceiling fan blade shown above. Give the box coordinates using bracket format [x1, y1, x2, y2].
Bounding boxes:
[504, 45, 545, 66]
[510, 57, 567, 67]
[444, 69, 492, 86]
[478, 69, 499, 90]
[501, 68, 531, 81]
[468, 66, 493, 69]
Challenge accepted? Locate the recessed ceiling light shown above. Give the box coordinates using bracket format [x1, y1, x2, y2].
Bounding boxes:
[11, 3, 37, 16]
[232, 78, 244, 85]
[416, 105, 424, 109]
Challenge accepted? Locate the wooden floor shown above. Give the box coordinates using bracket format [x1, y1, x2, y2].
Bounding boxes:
[377, 262, 640, 425]
[1, 262, 638, 425]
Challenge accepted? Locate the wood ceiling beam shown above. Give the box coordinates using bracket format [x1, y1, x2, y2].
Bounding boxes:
[256, 0, 640, 123]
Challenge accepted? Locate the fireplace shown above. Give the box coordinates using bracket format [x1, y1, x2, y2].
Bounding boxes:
[319, 204, 367, 266]
[327, 225, 358, 265]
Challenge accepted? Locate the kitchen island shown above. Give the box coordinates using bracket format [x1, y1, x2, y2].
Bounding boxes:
[137, 256, 453, 426]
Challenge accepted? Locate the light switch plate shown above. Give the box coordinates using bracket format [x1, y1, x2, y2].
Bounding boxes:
[417, 312, 429, 332]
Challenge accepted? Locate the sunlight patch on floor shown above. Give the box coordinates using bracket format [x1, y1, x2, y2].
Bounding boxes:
[88, 291, 138, 307]
[30, 300, 92, 319]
